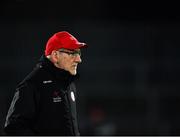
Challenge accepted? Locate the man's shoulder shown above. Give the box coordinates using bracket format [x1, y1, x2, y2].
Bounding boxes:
[18, 64, 52, 87]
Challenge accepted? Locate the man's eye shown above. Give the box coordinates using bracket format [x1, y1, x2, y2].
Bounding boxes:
[71, 53, 77, 56]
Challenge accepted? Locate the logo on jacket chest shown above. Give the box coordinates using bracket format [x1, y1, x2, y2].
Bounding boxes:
[52, 90, 76, 103]
[52, 91, 62, 102]
[71, 91, 75, 102]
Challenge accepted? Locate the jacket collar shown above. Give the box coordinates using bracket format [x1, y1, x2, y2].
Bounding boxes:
[38, 55, 79, 83]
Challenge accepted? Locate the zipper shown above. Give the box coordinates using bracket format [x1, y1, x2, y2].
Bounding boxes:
[66, 86, 75, 135]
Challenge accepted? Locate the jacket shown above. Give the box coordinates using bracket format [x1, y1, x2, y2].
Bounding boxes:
[4, 55, 80, 135]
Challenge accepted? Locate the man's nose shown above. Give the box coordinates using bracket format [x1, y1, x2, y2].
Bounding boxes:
[75, 55, 82, 63]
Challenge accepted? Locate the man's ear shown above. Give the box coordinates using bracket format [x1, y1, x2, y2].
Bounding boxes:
[50, 50, 59, 63]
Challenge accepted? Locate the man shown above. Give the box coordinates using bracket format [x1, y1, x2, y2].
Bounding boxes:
[4, 31, 87, 135]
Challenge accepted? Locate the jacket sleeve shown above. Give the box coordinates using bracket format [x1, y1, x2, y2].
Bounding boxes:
[4, 82, 36, 135]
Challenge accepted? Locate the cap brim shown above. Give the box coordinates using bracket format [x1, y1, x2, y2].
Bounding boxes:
[78, 42, 88, 49]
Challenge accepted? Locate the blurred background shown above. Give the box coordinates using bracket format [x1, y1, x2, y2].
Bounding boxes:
[0, 0, 180, 135]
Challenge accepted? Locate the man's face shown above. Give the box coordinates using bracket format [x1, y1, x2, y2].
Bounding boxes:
[55, 48, 82, 75]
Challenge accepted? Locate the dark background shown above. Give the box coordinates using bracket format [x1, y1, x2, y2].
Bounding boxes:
[0, 0, 180, 135]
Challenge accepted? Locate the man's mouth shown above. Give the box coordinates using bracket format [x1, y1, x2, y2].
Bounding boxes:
[72, 65, 77, 69]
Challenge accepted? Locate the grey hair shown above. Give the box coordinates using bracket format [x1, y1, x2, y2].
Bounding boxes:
[46, 55, 51, 59]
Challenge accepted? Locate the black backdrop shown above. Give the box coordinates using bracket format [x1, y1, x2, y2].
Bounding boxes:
[0, 1, 180, 135]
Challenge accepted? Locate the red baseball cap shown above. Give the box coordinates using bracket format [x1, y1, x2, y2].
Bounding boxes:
[45, 31, 87, 56]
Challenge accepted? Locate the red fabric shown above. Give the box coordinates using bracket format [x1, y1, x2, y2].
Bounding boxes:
[45, 31, 87, 56]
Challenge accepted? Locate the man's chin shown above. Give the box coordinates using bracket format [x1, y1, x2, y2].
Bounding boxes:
[69, 71, 77, 76]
